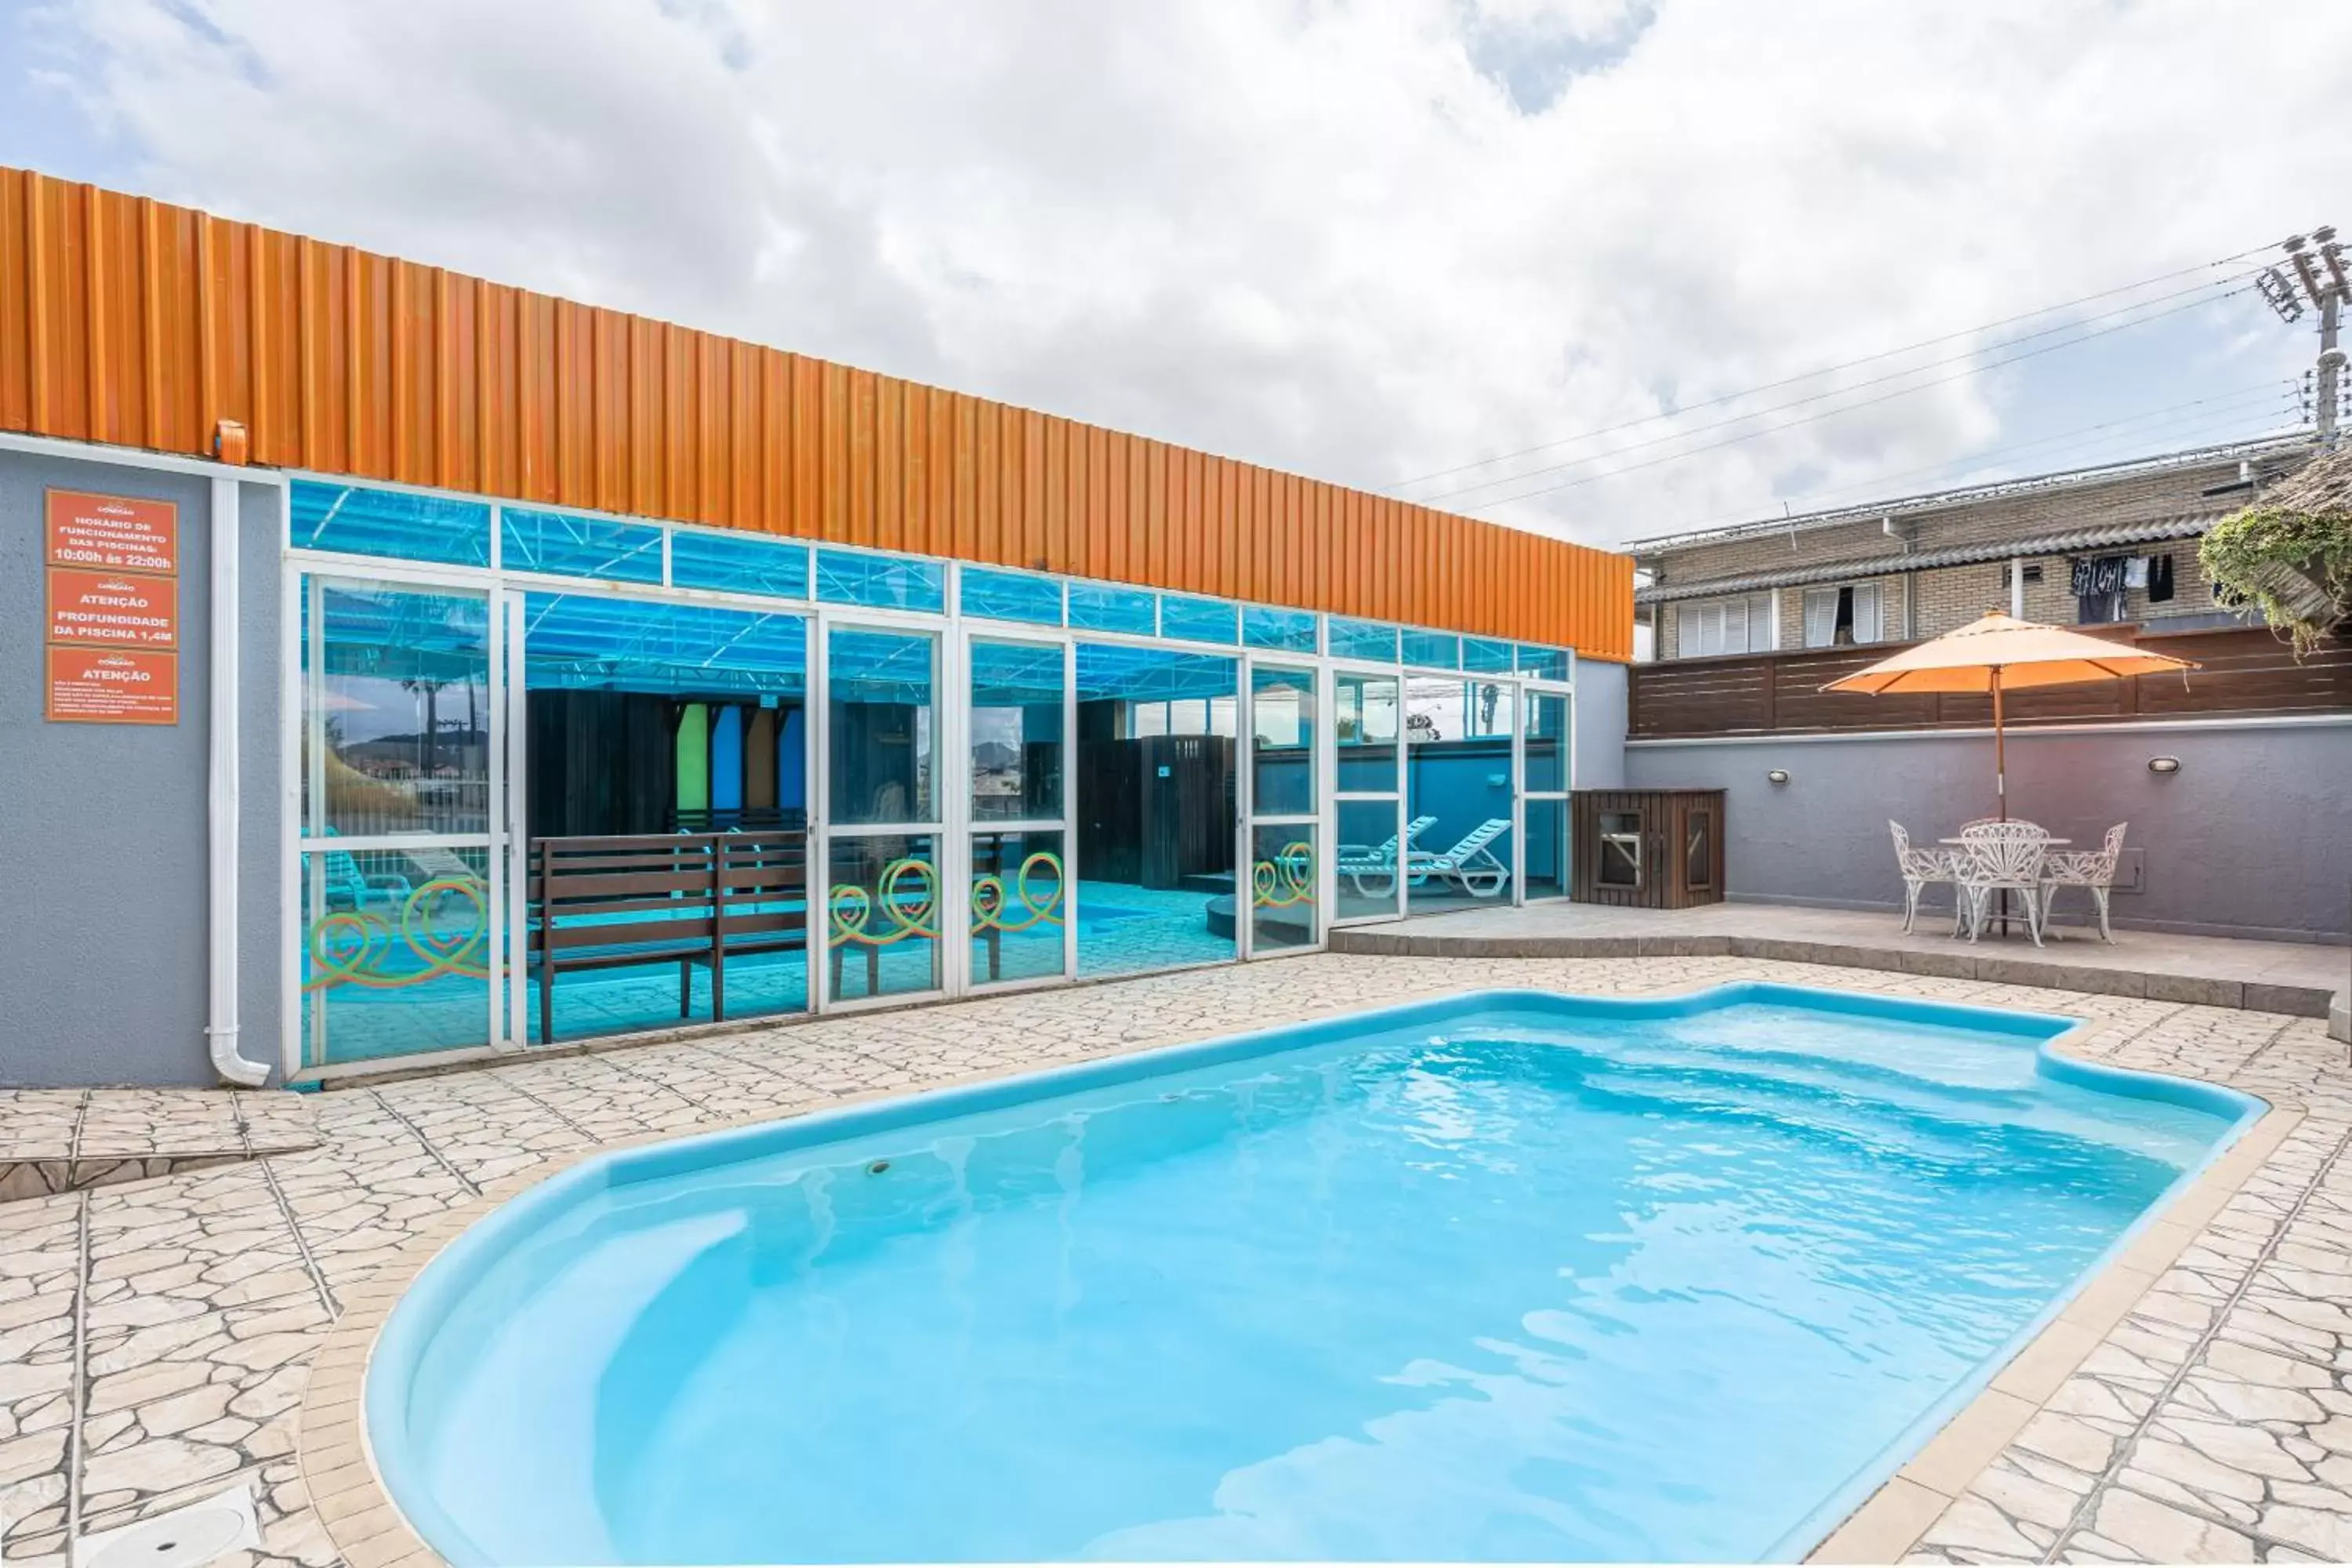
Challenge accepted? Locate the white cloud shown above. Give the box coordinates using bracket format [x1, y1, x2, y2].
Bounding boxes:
[23, 0, 2352, 546]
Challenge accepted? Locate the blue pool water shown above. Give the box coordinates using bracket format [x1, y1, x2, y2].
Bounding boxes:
[371, 984, 2257, 1565]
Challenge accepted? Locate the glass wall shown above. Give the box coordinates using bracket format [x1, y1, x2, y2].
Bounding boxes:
[969, 638, 1068, 986]
[299, 579, 495, 1066]
[1332, 671, 1403, 921]
[1074, 644, 1238, 978]
[518, 593, 810, 1040]
[826, 626, 942, 1000]
[1406, 674, 1515, 911]
[1248, 665, 1318, 953]
[1523, 688, 1573, 900]
[282, 477, 1584, 1069]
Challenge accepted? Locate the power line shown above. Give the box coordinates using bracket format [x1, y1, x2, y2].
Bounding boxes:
[1421, 270, 2262, 508]
[1881, 407, 2302, 499]
[1646, 382, 2299, 535]
[1457, 283, 2257, 514]
[1386, 242, 2281, 494]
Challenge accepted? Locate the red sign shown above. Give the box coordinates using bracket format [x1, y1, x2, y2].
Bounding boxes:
[45, 647, 180, 725]
[46, 489, 180, 575]
[45, 568, 179, 649]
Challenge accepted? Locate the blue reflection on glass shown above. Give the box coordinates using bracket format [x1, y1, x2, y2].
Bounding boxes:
[501, 509, 663, 583]
[1158, 595, 1239, 645]
[816, 549, 946, 612]
[522, 593, 806, 696]
[1067, 583, 1158, 636]
[1518, 644, 1572, 681]
[1402, 629, 1461, 670]
[1242, 605, 1318, 653]
[670, 529, 811, 599]
[1461, 635, 1514, 674]
[1327, 617, 1400, 663]
[961, 567, 1064, 626]
[291, 481, 491, 566]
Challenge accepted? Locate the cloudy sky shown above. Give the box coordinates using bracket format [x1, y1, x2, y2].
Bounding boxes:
[3, 0, 2346, 549]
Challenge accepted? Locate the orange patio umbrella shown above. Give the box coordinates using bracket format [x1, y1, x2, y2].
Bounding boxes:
[1821, 611, 2198, 818]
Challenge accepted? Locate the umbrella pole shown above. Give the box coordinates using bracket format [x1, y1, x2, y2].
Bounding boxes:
[1994, 665, 2009, 932]
[1993, 666, 2005, 822]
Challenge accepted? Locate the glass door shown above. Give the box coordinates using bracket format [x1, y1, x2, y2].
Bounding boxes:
[1405, 674, 1515, 913]
[1245, 662, 1319, 954]
[1523, 684, 1573, 900]
[963, 633, 1073, 990]
[818, 621, 944, 1006]
[1330, 667, 1404, 924]
[297, 575, 499, 1067]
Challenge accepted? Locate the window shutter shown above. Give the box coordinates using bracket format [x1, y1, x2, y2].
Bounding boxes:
[1851, 583, 1882, 643]
[1723, 597, 1747, 652]
[1802, 589, 1837, 648]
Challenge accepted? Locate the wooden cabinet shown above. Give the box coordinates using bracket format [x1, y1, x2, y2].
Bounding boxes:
[1570, 789, 1726, 909]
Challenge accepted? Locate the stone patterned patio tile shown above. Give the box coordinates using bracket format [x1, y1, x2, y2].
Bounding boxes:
[74, 1092, 245, 1160]
[17, 954, 2352, 1568]
[0, 1196, 80, 1567]
[78, 1295, 332, 1526]
[0, 1094, 82, 1162]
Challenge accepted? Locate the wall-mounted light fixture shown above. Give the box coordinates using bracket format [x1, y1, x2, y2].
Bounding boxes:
[2147, 756, 2182, 775]
[1766, 768, 1791, 786]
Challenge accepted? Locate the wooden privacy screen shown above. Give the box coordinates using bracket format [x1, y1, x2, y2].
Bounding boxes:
[1628, 626, 2352, 739]
[0, 166, 1633, 658]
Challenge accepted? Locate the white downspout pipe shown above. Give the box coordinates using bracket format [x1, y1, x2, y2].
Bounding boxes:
[208, 475, 269, 1086]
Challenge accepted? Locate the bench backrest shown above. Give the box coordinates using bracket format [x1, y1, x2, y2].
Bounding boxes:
[529, 832, 808, 955]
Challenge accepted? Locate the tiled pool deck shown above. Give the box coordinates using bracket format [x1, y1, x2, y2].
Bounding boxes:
[4, 950, 2350, 1566]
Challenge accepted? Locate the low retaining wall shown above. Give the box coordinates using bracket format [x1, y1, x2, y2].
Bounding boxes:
[1327, 926, 2343, 1029]
[1621, 717, 2352, 946]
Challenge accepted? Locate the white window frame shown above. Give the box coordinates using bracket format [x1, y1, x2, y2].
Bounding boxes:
[1675, 593, 1773, 659]
[1801, 582, 1886, 650]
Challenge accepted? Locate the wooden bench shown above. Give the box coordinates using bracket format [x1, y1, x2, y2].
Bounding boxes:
[529, 831, 808, 1044]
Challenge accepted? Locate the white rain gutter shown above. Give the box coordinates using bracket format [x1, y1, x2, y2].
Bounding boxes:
[208, 475, 269, 1086]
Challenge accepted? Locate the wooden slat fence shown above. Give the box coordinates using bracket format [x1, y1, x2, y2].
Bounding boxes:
[1628, 625, 2352, 739]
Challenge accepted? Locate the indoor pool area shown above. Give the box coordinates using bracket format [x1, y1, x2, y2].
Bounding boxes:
[361, 981, 2258, 1565]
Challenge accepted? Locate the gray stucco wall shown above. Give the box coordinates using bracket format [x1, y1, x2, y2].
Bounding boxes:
[0, 448, 283, 1085]
[1574, 659, 1628, 789]
[1623, 720, 2352, 944]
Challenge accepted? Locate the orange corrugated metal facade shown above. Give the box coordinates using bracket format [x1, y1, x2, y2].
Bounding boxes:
[0, 167, 1632, 659]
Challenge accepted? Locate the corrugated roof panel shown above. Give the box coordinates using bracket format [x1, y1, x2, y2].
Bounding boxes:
[2, 164, 1633, 657]
[1636, 514, 2225, 604]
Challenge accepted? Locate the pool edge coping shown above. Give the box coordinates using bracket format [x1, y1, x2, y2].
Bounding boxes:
[291, 975, 2299, 1568]
[1803, 1096, 2303, 1565]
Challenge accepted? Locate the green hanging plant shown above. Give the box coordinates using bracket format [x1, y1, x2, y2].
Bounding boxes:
[2199, 452, 2352, 656]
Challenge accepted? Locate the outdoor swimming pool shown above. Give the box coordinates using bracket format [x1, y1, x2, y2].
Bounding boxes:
[368, 983, 2258, 1564]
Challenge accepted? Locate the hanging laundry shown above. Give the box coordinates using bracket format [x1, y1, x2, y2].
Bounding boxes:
[2124, 557, 2149, 590]
[2148, 553, 2175, 603]
[2070, 555, 2129, 624]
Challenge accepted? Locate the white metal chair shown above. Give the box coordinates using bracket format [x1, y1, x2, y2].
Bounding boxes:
[2040, 822, 2127, 943]
[1888, 821, 1962, 935]
[1408, 818, 1514, 898]
[1956, 821, 2050, 946]
[1337, 815, 1436, 897]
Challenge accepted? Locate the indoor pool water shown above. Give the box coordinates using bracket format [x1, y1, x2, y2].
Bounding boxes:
[371, 984, 2256, 1565]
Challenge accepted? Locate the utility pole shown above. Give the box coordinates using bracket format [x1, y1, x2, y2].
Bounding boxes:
[2266, 229, 2350, 447]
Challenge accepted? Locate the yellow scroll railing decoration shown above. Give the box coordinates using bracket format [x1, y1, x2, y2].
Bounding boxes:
[1251, 842, 1316, 909]
[972, 851, 1066, 935]
[829, 856, 940, 946]
[304, 876, 491, 992]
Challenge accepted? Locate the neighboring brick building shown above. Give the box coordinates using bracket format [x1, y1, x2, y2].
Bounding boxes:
[1629, 438, 2314, 661]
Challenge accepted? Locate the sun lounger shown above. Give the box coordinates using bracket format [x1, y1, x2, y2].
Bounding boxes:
[1406, 818, 1513, 898]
